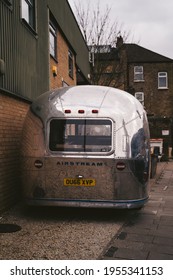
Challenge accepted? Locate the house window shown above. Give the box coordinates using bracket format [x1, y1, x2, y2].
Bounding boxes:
[68, 50, 74, 78]
[49, 22, 57, 59]
[135, 92, 144, 105]
[158, 72, 168, 89]
[21, 0, 35, 29]
[134, 66, 144, 81]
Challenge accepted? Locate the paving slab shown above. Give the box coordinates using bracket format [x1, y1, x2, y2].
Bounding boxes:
[100, 160, 173, 260]
[112, 247, 149, 260]
[148, 252, 173, 260]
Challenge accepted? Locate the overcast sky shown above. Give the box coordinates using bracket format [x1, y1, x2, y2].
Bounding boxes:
[68, 0, 173, 59]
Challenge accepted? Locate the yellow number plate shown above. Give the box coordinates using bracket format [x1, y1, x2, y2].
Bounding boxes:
[64, 178, 96, 187]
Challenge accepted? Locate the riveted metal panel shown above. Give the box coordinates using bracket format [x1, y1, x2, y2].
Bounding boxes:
[21, 86, 150, 209]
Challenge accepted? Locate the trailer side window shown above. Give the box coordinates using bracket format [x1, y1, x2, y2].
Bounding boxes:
[49, 119, 112, 153]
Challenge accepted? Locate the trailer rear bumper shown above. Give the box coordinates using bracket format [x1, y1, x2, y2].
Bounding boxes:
[25, 197, 149, 209]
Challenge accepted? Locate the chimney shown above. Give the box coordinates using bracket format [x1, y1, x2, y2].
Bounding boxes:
[116, 36, 123, 49]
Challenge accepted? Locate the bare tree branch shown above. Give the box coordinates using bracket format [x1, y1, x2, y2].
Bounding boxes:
[72, 0, 133, 87]
[73, 0, 130, 45]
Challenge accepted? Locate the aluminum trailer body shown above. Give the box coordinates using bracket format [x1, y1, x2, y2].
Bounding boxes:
[21, 85, 150, 209]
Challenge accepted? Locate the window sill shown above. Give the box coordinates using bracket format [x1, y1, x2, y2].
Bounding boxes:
[21, 18, 38, 38]
[158, 87, 168, 90]
[69, 73, 74, 80]
[50, 54, 58, 63]
[134, 80, 145, 83]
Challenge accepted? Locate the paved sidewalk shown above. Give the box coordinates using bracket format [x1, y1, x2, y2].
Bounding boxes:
[100, 161, 173, 260]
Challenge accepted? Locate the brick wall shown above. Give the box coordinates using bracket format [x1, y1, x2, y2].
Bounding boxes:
[50, 30, 76, 89]
[127, 62, 173, 158]
[128, 63, 173, 117]
[0, 92, 29, 213]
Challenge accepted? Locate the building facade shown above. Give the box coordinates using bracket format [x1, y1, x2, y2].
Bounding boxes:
[0, 0, 90, 212]
[121, 42, 173, 159]
[90, 37, 173, 159]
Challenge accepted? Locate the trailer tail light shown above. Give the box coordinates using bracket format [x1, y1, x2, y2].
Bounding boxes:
[65, 109, 71, 114]
[116, 161, 126, 171]
[34, 160, 43, 168]
[65, 109, 99, 114]
[78, 110, 85, 114]
[92, 109, 99, 114]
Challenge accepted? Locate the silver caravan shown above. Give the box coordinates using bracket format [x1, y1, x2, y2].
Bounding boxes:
[21, 85, 150, 209]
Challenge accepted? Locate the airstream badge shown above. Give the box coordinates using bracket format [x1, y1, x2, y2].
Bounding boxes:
[56, 161, 106, 167]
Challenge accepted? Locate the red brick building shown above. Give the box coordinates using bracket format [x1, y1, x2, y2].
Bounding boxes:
[90, 37, 173, 158]
[119, 40, 173, 159]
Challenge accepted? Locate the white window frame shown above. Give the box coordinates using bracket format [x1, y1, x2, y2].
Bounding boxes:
[158, 72, 168, 89]
[49, 22, 57, 59]
[134, 66, 144, 82]
[135, 92, 144, 105]
[21, 0, 35, 30]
